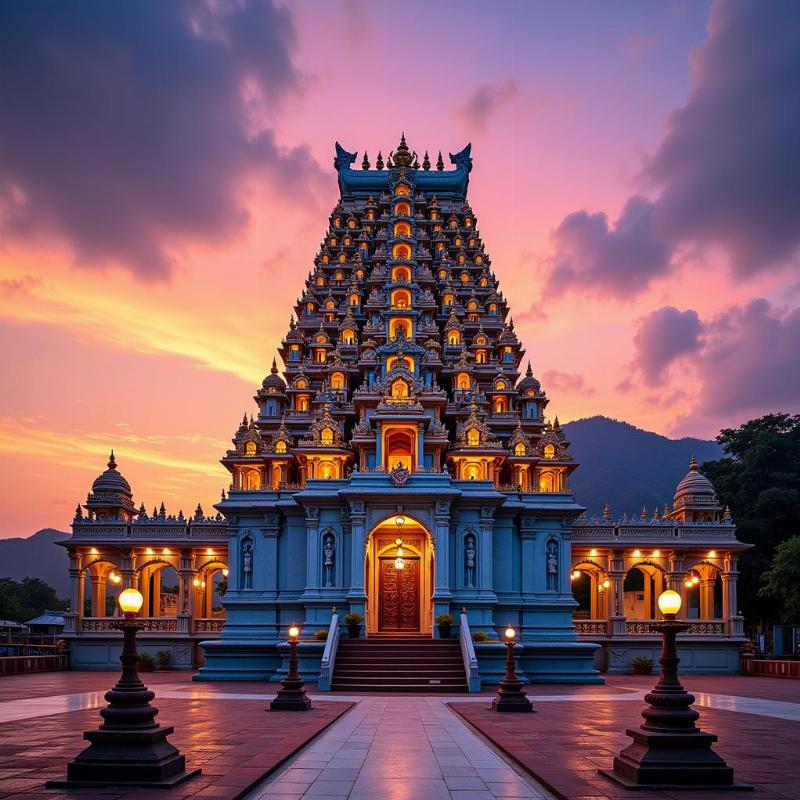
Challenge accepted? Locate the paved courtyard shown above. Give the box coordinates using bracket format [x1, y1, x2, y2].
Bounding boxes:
[0, 672, 797, 799]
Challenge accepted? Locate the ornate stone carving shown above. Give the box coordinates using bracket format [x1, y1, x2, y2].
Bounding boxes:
[241, 538, 253, 590]
[464, 531, 476, 588]
[546, 539, 559, 591]
[322, 531, 335, 587]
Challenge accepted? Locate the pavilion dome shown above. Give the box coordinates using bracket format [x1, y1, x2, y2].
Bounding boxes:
[262, 359, 286, 390]
[517, 362, 540, 395]
[674, 456, 716, 504]
[90, 451, 132, 498]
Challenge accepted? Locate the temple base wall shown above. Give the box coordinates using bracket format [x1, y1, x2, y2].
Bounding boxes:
[592, 638, 743, 674]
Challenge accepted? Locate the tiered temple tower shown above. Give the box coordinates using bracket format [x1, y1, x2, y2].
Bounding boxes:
[198, 136, 600, 683]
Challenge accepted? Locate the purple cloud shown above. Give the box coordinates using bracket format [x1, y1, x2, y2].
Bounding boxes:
[544, 0, 800, 298]
[545, 196, 673, 298]
[0, 0, 324, 281]
[456, 79, 519, 133]
[633, 306, 703, 385]
[542, 369, 595, 396]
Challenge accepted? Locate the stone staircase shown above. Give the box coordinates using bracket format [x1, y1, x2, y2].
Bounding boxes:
[331, 636, 468, 692]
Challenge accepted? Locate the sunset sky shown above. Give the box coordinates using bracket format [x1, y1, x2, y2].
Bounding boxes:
[1, 0, 798, 538]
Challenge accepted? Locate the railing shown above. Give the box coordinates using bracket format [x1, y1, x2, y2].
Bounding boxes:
[571, 522, 737, 542]
[81, 616, 179, 632]
[459, 612, 481, 693]
[193, 618, 225, 633]
[574, 620, 608, 635]
[625, 619, 726, 636]
[0, 653, 69, 675]
[318, 609, 341, 692]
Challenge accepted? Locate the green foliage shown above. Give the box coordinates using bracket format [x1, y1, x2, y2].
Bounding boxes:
[138, 652, 154, 667]
[759, 536, 800, 623]
[156, 650, 171, 669]
[343, 612, 363, 625]
[435, 613, 454, 625]
[314, 629, 328, 641]
[472, 630, 489, 642]
[702, 413, 800, 625]
[631, 655, 654, 669]
[0, 577, 68, 623]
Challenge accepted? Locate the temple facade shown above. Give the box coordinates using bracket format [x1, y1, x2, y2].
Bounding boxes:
[59, 137, 748, 681]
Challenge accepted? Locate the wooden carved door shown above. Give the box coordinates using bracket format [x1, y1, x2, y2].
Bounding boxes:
[378, 557, 420, 631]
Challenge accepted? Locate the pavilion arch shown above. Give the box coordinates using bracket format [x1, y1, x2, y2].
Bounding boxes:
[364, 513, 434, 635]
[623, 561, 667, 620]
[136, 556, 181, 617]
[194, 558, 229, 617]
[571, 560, 608, 620]
[684, 560, 723, 619]
[81, 557, 123, 617]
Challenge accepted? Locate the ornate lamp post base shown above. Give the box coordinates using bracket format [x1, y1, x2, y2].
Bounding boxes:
[48, 607, 199, 789]
[601, 604, 750, 790]
[270, 630, 312, 711]
[492, 631, 533, 713]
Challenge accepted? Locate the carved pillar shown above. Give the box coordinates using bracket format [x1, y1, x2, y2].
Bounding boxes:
[262, 513, 281, 598]
[520, 516, 537, 596]
[347, 501, 367, 604]
[416, 422, 424, 471]
[432, 500, 452, 601]
[722, 554, 739, 632]
[375, 422, 383, 468]
[609, 551, 625, 621]
[478, 507, 495, 597]
[667, 552, 686, 616]
[68, 551, 84, 617]
[152, 569, 162, 616]
[304, 507, 321, 597]
[700, 578, 715, 619]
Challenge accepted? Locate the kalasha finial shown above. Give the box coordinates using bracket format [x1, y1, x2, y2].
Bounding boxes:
[361, 150, 370, 170]
[436, 151, 444, 171]
[375, 151, 384, 170]
[393, 133, 413, 167]
[526, 361, 533, 377]
[641, 505, 648, 520]
[689, 454, 698, 471]
[107, 450, 117, 470]
[603, 503, 612, 521]
[422, 151, 431, 170]
[271, 358, 278, 374]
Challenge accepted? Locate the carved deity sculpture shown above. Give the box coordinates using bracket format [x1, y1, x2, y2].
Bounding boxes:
[323, 534, 335, 587]
[465, 535, 476, 588]
[546, 539, 558, 591]
[241, 540, 253, 590]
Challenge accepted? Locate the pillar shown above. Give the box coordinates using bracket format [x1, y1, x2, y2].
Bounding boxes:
[477, 507, 495, 598]
[432, 501, 452, 603]
[722, 554, 739, 630]
[304, 506, 321, 598]
[152, 569, 162, 616]
[609, 552, 625, 620]
[375, 422, 383, 468]
[416, 423, 424, 471]
[700, 578, 714, 619]
[347, 501, 367, 608]
[69, 551, 84, 617]
[520, 517, 537, 596]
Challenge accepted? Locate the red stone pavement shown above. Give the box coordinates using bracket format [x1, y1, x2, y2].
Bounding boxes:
[452, 675, 800, 800]
[0, 674, 352, 800]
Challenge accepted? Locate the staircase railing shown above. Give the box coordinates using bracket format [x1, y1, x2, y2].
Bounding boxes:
[317, 608, 340, 692]
[459, 611, 481, 692]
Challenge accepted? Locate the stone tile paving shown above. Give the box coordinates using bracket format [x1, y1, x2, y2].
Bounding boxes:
[0, 692, 353, 800]
[245, 696, 555, 800]
[451, 675, 800, 800]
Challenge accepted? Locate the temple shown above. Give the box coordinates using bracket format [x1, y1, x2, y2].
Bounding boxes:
[59, 137, 749, 684]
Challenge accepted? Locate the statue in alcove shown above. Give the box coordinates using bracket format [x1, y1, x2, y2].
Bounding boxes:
[241, 540, 253, 589]
[323, 534, 335, 587]
[465, 535, 476, 587]
[546, 539, 558, 591]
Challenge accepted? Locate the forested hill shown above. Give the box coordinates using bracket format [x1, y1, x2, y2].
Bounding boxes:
[563, 416, 723, 517]
[0, 528, 71, 596]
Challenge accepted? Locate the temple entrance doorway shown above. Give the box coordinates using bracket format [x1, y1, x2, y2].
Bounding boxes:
[365, 514, 434, 635]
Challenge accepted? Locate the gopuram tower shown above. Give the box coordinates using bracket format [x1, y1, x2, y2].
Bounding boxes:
[197, 136, 601, 685]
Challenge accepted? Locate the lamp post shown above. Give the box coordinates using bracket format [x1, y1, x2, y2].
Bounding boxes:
[600, 590, 748, 789]
[270, 625, 312, 711]
[491, 627, 533, 713]
[48, 588, 199, 788]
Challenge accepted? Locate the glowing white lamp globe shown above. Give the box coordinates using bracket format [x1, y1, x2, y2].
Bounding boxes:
[657, 589, 682, 617]
[288, 625, 300, 639]
[504, 626, 516, 640]
[118, 588, 143, 614]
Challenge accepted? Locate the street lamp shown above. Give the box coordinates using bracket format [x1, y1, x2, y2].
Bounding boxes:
[48, 588, 199, 788]
[270, 625, 312, 711]
[491, 626, 533, 713]
[600, 589, 747, 789]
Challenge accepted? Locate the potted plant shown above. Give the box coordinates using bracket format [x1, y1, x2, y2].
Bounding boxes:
[472, 630, 489, 643]
[137, 652, 154, 672]
[631, 655, 654, 675]
[314, 629, 328, 641]
[344, 612, 363, 639]
[436, 613, 454, 639]
[156, 650, 171, 670]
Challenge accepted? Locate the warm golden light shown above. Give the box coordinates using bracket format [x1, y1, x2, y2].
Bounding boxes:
[288, 625, 300, 639]
[145, 547, 153, 555]
[222, 568, 229, 577]
[708, 550, 717, 558]
[602, 579, 610, 588]
[505, 627, 516, 639]
[193, 578, 200, 587]
[118, 587, 143, 614]
[658, 590, 682, 616]
[395, 516, 405, 527]
[395, 537, 403, 546]
[632, 549, 641, 557]
[692, 575, 700, 585]
[206, 548, 213, 555]
[685, 579, 693, 587]
[590, 549, 597, 557]
[571, 570, 581, 580]
[162, 548, 170, 555]
[652, 550, 661, 557]
[90, 547, 98, 555]
[395, 557, 405, 570]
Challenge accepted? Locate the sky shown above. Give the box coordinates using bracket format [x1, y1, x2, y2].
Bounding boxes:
[1, 0, 798, 538]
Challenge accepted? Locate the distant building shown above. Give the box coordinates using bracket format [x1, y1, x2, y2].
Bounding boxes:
[59, 137, 749, 681]
[24, 610, 65, 636]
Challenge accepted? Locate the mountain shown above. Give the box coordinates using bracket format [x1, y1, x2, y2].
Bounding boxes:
[0, 528, 71, 596]
[563, 416, 724, 517]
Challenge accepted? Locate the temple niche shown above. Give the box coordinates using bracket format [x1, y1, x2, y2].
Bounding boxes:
[59, 135, 748, 681]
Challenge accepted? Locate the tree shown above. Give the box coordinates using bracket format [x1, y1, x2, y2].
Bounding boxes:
[702, 413, 800, 627]
[0, 577, 68, 623]
[759, 537, 800, 623]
